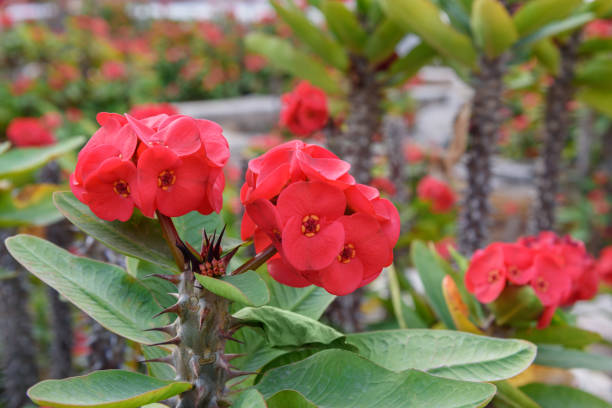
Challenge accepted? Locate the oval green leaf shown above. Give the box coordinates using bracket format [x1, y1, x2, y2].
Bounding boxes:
[232, 389, 267, 408]
[233, 306, 343, 348]
[195, 270, 269, 307]
[0, 136, 84, 180]
[514, 325, 602, 349]
[27, 370, 191, 408]
[53, 192, 177, 271]
[521, 383, 612, 408]
[256, 349, 496, 408]
[535, 344, 612, 371]
[6, 234, 170, 344]
[347, 329, 536, 382]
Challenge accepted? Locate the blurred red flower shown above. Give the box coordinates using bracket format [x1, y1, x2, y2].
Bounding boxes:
[417, 175, 456, 213]
[279, 81, 329, 137]
[7, 117, 56, 147]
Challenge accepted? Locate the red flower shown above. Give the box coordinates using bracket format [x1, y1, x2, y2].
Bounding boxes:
[370, 177, 397, 196]
[279, 81, 329, 136]
[318, 214, 393, 295]
[276, 181, 346, 271]
[241, 141, 399, 295]
[7, 117, 56, 147]
[128, 103, 179, 119]
[71, 112, 228, 221]
[596, 246, 612, 285]
[404, 143, 424, 163]
[417, 175, 456, 213]
[530, 254, 571, 307]
[83, 158, 138, 222]
[101, 61, 127, 81]
[465, 244, 507, 303]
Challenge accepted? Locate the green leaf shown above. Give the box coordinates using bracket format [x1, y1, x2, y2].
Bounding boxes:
[579, 37, 612, 55]
[27, 370, 191, 408]
[471, 0, 518, 58]
[267, 391, 317, 408]
[226, 269, 335, 371]
[532, 39, 561, 74]
[521, 383, 612, 408]
[381, 0, 477, 67]
[195, 271, 269, 307]
[53, 192, 176, 271]
[0, 137, 84, 181]
[410, 241, 455, 328]
[513, 0, 582, 36]
[578, 86, 612, 117]
[256, 349, 497, 408]
[493, 381, 542, 408]
[0, 185, 63, 227]
[576, 56, 612, 90]
[388, 43, 437, 85]
[245, 33, 341, 94]
[173, 211, 222, 250]
[142, 346, 175, 381]
[233, 306, 343, 348]
[271, 1, 348, 70]
[514, 325, 602, 349]
[364, 19, 407, 63]
[260, 269, 335, 319]
[535, 345, 612, 371]
[6, 235, 170, 344]
[516, 12, 595, 49]
[321, 2, 368, 51]
[347, 329, 536, 381]
[233, 389, 267, 408]
[125, 257, 177, 309]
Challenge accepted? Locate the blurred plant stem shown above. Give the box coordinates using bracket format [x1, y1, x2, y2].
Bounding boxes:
[534, 30, 582, 232]
[0, 228, 39, 408]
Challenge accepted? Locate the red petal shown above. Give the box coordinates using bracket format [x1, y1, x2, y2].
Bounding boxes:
[83, 158, 137, 222]
[136, 146, 182, 217]
[155, 154, 209, 217]
[500, 243, 536, 285]
[156, 115, 201, 156]
[276, 181, 346, 224]
[125, 113, 156, 144]
[530, 254, 571, 306]
[537, 305, 557, 329]
[320, 257, 364, 296]
[339, 214, 393, 280]
[75, 144, 121, 183]
[464, 245, 507, 303]
[82, 116, 136, 160]
[241, 212, 256, 240]
[246, 199, 282, 249]
[281, 216, 344, 271]
[296, 149, 350, 181]
[372, 198, 400, 246]
[268, 257, 312, 288]
[245, 163, 291, 203]
[197, 119, 229, 167]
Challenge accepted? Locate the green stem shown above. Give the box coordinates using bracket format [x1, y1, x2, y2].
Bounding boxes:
[231, 245, 277, 275]
[387, 263, 406, 329]
[157, 211, 185, 271]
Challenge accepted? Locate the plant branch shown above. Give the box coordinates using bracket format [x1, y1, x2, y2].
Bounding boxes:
[231, 244, 277, 275]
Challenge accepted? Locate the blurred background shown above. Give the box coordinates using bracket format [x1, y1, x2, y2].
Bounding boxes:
[2, 0, 612, 406]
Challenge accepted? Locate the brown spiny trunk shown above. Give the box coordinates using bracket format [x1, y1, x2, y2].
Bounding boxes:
[0, 229, 39, 408]
[339, 54, 383, 185]
[458, 55, 507, 256]
[534, 31, 582, 232]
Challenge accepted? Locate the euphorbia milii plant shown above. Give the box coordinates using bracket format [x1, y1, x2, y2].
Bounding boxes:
[5, 112, 538, 408]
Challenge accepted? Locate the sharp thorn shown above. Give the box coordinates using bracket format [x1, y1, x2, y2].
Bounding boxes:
[138, 356, 174, 366]
[148, 336, 181, 347]
[152, 303, 181, 319]
[220, 334, 244, 344]
[144, 323, 175, 335]
[222, 245, 240, 265]
[145, 273, 181, 284]
[226, 369, 256, 379]
[168, 292, 180, 299]
[223, 353, 246, 361]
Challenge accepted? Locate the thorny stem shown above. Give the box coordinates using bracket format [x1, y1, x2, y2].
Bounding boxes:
[231, 245, 278, 276]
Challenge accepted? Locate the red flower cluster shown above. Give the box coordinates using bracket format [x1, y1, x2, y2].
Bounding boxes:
[128, 103, 179, 119]
[279, 81, 329, 137]
[416, 175, 456, 213]
[595, 246, 612, 286]
[465, 232, 598, 328]
[70, 112, 229, 222]
[240, 141, 400, 296]
[7, 117, 56, 147]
